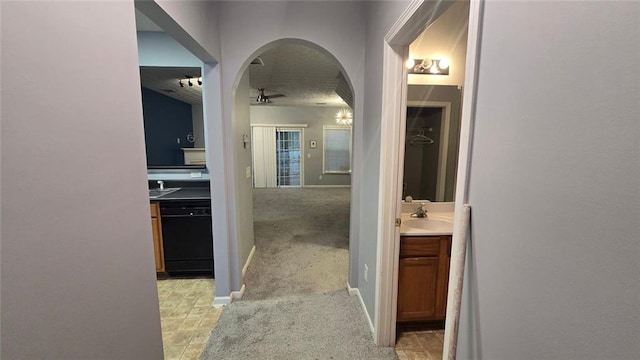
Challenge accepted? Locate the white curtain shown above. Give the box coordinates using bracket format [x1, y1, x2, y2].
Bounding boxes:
[251, 126, 277, 188]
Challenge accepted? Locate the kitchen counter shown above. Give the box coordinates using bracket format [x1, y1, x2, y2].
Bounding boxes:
[149, 187, 210, 201]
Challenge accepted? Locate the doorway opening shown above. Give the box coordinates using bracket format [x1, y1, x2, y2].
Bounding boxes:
[233, 39, 355, 300]
[377, 1, 480, 358]
[251, 126, 305, 188]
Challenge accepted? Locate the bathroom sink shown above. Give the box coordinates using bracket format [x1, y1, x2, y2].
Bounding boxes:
[149, 188, 180, 199]
[403, 218, 452, 232]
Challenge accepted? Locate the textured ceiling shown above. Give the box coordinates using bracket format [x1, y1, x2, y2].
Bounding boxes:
[139, 67, 203, 105]
[136, 11, 352, 107]
[248, 44, 350, 107]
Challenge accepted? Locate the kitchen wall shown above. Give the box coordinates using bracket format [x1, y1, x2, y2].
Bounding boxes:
[1, 1, 163, 358]
[250, 106, 352, 187]
[458, 1, 640, 358]
[192, 104, 205, 148]
[136, 31, 201, 67]
[142, 87, 194, 166]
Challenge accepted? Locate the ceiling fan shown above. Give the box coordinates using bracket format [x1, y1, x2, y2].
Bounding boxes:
[252, 88, 285, 104]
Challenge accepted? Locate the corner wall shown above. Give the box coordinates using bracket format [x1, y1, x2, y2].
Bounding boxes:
[458, 2, 640, 358]
[1, 1, 163, 357]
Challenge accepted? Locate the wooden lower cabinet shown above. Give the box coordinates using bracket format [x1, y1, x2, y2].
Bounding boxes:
[150, 202, 165, 273]
[397, 235, 451, 323]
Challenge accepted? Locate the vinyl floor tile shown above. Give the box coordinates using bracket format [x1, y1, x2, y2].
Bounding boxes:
[157, 278, 219, 359]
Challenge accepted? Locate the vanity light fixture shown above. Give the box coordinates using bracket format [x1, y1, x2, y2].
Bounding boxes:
[335, 109, 352, 126]
[406, 58, 450, 75]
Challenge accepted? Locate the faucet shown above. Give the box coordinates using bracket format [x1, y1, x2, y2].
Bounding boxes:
[412, 202, 428, 218]
[157, 180, 165, 190]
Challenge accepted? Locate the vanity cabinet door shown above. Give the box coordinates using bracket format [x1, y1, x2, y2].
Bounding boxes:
[397, 235, 451, 323]
[397, 257, 439, 321]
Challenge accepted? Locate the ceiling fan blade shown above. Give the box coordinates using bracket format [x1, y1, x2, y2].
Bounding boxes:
[266, 93, 285, 99]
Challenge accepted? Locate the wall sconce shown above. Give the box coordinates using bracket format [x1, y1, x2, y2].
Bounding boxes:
[406, 58, 450, 75]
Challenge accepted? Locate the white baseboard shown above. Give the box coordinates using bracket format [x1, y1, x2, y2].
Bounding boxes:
[231, 284, 246, 301]
[346, 283, 374, 334]
[242, 246, 256, 278]
[303, 185, 351, 188]
[213, 296, 231, 307]
[213, 284, 246, 307]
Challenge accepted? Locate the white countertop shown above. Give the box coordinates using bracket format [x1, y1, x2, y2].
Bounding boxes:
[399, 211, 454, 236]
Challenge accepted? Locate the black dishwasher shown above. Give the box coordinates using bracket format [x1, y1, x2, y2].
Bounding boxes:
[160, 201, 214, 277]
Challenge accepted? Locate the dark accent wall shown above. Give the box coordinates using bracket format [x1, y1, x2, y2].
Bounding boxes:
[141, 87, 193, 166]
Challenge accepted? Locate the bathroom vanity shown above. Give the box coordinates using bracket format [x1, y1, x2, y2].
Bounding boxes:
[398, 204, 453, 324]
[397, 235, 451, 322]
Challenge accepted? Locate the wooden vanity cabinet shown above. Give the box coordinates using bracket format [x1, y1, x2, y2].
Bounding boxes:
[150, 202, 165, 273]
[397, 235, 451, 323]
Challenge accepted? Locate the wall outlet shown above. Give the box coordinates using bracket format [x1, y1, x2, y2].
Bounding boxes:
[319, 175, 323, 180]
[245, 166, 251, 178]
[364, 264, 369, 283]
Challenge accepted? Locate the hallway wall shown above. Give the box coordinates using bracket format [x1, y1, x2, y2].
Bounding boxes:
[1, 1, 163, 357]
[216, 0, 369, 296]
[458, 2, 640, 358]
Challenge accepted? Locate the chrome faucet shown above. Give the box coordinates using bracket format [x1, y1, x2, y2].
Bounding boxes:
[412, 202, 428, 218]
[157, 180, 165, 190]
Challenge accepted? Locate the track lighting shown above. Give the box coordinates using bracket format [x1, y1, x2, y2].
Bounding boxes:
[177, 76, 202, 89]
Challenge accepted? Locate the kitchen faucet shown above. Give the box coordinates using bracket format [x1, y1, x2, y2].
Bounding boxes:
[157, 180, 165, 190]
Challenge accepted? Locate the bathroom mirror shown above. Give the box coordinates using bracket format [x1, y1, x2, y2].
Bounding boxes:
[139, 66, 206, 168]
[403, 85, 462, 202]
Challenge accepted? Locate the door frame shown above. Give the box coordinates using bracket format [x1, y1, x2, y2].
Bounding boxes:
[250, 123, 308, 188]
[275, 127, 305, 188]
[375, 1, 485, 358]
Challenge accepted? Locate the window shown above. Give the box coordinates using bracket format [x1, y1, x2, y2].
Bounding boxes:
[323, 125, 352, 173]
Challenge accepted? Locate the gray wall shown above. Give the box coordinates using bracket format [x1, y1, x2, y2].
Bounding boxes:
[458, 2, 640, 359]
[250, 106, 352, 186]
[356, 1, 412, 323]
[216, 0, 368, 298]
[1, 1, 163, 358]
[232, 70, 255, 287]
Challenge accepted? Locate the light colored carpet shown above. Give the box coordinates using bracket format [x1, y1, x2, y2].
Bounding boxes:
[200, 188, 396, 359]
[245, 188, 350, 299]
[200, 291, 396, 359]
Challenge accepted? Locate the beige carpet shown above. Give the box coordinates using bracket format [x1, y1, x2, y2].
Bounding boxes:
[200, 188, 396, 359]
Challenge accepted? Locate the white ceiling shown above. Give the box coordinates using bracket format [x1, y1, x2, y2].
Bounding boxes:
[135, 10, 352, 107]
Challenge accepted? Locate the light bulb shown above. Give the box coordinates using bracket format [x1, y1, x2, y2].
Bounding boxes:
[405, 58, 415, 69]
[438, 58, 449, 69]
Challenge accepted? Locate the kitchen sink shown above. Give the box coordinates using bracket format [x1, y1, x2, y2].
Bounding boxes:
[403, 218, 452, 232]
[149, 188, 180, 199]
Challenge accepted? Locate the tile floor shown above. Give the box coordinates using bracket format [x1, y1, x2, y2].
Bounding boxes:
[157, 278, 222, 360]
[395, 329, 445, 360]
